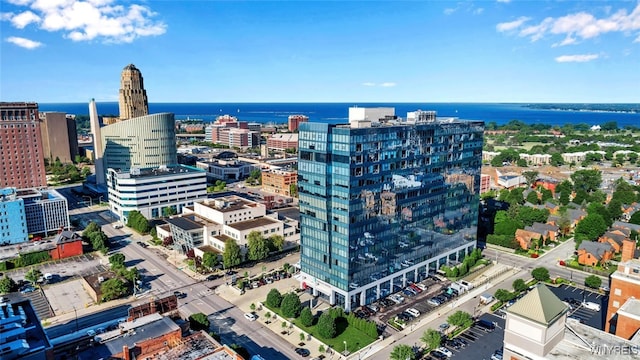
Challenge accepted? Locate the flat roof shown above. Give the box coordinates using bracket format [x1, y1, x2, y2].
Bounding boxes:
[227, 217, 278, 231]
[104, 316, 180, 355]
[0, 299, 52, 356]
[154, 331, 222, 360]
[549, 319, 638, 359]
[111, 165, 204, 179]
[199, 197, 259, 213]
[166, 215, 206, 231]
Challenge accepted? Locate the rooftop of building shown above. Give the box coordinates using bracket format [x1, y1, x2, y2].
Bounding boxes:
[269, 133, 298, 141]
[110, 164, 204, 179]
[213, 234, 235, 243]
[0, 298, 52, 358]
[154, 331, 227, 360]
[549, 318, 639, 359]
[198, 196, 260, 213]
[0, 232, 78, 261]
[227, 216, 278, 231]
[618, 297, 640, 319]
[196, 159, 254, 168]
[507, 284, 569, 326]
[15, 187, 66, 202]
[166, 215, 211, 231]
[277, 207, 301, 222]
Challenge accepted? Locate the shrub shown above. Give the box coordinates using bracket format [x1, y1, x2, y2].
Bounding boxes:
[266, 288, 283, 308]
[512, 279, 527, 292]
[531, 267, 550, 282]
[299, 307, 314, 327]
[189, 312, 210, 331]
[281, 292, 302, 318]
[316, 313, 337, 339]
[585, 275, 602, 289]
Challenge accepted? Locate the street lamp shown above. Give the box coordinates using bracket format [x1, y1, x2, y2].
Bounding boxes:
[343, 340, 347, 354]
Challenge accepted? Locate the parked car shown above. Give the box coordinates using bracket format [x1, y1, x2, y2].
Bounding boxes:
[582, 301, 601, 311]
[476, 319, 496, 332]
[20, 286, 35, 294]
[436, 347, 453, 357]
[295, 348, 310, 357]
[406, 308, 421, 318]
[431, 350, 448, 359]
[491, 348, 504, 360]
[244, 312, 258, 321]
[427, 298, 442, 306]
[439, 323, 450, 331]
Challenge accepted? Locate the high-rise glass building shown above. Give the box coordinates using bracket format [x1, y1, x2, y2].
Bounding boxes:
[119, 64, 149, 120]
[298, 108, 483, 310]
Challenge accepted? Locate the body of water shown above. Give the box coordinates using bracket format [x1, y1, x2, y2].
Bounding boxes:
[38, 102, 640, 127]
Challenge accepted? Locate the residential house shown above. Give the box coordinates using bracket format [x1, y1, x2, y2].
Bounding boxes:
[598, 230, 629, 254]
[515, 229, 542, 250]
[577, 241, 614, 267]
[544, 201, 560, 215]
[621, 204, 640, 222]
[525, 222, 560, 244]
[612, 221, 640, 234]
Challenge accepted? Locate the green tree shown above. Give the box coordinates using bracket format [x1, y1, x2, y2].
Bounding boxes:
[100, 278, 128, 301]
[0, 276, 17, 294]
[299, 307, 314, 326]
[513, 278, 527, 292]
[247, 231, 270, 261]
[586, 203, 612, 227]
[316, 313, 337, 339]
[421, 328, 441, 350]
[25, 268, 43, 285]
[571, 169, 602, 194]
[516, 206, 549, 226]
[266, 288, 283, 308]
[189, 312, 210, 331]
[126, 210, 150, 233]
[223, 239, 242, 269]
[550, 153, 565, 166]
[526, 191, 539, 205]
[109, 253, 126, 269]
[495, 289, 515, 302]
[269, 234, 285, 251]
[447, 311, 473, 328]
[522, 171, 539, 188]
[162, 206, 177, 217]
[83, 221, 100, 238]
[531, 267, 550, 282]
[574, 214, 607, 242]
[540, 188, 553, 203]
[390, 344, 415, 360]
[607, 198, 623, 221]
[202, 252, 219, 269]
[630, 211, 640, 225]
[585, 275, 602, 289]
[281, 292, 302, 318]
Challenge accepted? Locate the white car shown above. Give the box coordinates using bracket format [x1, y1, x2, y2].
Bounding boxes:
[244, 312, 258, 321]
[406, 308, 421, 317]
[582, 301, 601, 311]
[436, 347, 453, 357]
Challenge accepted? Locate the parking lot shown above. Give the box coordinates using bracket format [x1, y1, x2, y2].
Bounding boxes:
[545, 284, 607, 330]
[5, 253, 107, 283]
[427, 314, 505, 360]
[44, 278, 96, 316]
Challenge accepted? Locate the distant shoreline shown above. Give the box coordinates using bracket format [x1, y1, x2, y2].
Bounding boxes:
[523, 104, 639, 114]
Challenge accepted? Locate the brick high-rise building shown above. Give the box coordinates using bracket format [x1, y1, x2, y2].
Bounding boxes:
[119, 64, 149, 120]
[288, 114, 308, 132]
[39, 111, 79, 164]
[0, 102, 47, 189]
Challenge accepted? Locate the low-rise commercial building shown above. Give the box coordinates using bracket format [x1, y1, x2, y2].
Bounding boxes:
[196, 159, 256, 182]
[262, 169, 297, 196]
[266, 133, 298, 151]
[106, 165, 207, 223]
[19, 188, 70, 236]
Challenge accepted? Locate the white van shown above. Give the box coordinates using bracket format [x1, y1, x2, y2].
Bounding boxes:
[406, 308, 421, 317]
[44, 273, 53, 281]
[582, 301, 601, 311]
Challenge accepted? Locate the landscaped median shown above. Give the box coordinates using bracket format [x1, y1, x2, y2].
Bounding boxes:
[262, 289, 378, 354]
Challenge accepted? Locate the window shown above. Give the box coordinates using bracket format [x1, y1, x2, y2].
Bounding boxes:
[614, 288, 622, 296]
[613, 301, 620, 308]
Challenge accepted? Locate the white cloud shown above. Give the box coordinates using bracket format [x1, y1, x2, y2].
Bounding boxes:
[444, 7, 457, 15]
[10, 10, 40, 28]
[474, 8, 484, 15]
[1, 0, 166, 43]
[362, 82, 397, 87]
[6, 36, 43, 49]
[555, 54, 599, 62]
[497, 0, 511, 3]
[496, 16, 531, 32]
[499, 3, 640, 46]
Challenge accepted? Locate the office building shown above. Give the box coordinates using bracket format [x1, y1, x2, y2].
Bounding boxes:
[19, 188, 70, 236]
[195, 159, 256, 182]
[118, 64, 149, 120]
[267, 133, 299, 151]
[100, 113, 178, 173]
[297, 108, 483, 310]
[0, 298, 53, 360]
[0, 188, 28, 245]
[106, 165, 207, 223]
[39, 112, 79, 164]
[262, 169, 297, 197]
[288, 114, 308, 132]
[0, 102, 47, 189]
[89, 99, 105, 185]
[606, 259, 640, 339]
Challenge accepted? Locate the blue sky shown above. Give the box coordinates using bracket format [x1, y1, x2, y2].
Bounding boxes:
[1, 0, 639, 103]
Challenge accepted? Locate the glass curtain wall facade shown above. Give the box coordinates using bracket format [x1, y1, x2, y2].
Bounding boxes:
[298, 114, 483, 310]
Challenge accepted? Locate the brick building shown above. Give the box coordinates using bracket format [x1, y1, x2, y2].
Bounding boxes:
[0, 102, 47, 189]
[288, 114, 308, 132]
[606, 258, 640, 339]
[49, 230, 84, 260]
[262, 169, 297, 196]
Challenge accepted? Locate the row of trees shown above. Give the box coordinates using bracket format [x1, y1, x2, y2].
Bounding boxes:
[439, 248, 483, 278]
[45, 157, 91, 183]
[207, 180, 227, 193]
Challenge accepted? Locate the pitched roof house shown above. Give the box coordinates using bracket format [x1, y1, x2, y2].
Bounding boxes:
[598, 230, 628, 253]
[577, 241, 614, 267]
[515, 229, 542, 250]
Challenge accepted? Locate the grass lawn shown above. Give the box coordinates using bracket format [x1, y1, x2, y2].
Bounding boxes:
[266, 305, 377, 353]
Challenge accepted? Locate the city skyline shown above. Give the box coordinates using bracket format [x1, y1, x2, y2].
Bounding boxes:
[1, 1, 639, 103]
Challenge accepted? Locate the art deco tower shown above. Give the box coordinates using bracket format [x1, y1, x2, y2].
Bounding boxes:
[118, 64, 149, 120]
